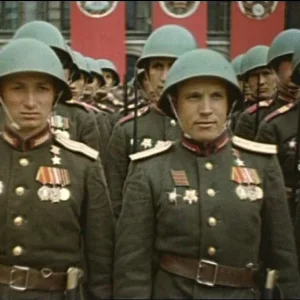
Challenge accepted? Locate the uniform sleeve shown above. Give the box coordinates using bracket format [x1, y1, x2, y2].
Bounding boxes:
[255, 121, 277, 144]
[95, 112, 112, 169]
[82, 159, 115, 299]
[114, 162, 155, 299]
[105, 124, 130, 219]
[261, 156, 300, 298]
[76, 110, 103, 154]
[234, 111, 257, 141]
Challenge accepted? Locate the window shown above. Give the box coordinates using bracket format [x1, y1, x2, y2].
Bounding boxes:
[0, 1, 70, 32]
[285, 1, 300, 29]
[208, 1, 231, 35]
[126, 1, 151, 33]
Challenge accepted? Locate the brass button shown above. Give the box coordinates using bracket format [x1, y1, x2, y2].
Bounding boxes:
[13, 216, 24, 227]
[19, 158, 29, 167]
[15, 187, 25, 196]
[207, 188, 216, 197]
[12, 246, 23, 256]
[170, 119, 177, 126]
[208, 217, 217, 227]
[205, 162, 213, 170]
[208, 247, 216, 257]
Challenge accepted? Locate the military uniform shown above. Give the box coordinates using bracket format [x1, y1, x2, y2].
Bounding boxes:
[106, 104, 181, 218]
[114, 132, 300, 299]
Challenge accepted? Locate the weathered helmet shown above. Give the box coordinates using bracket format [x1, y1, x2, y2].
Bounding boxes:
[267, 29, 300, 69]
[72, 51, 92, 83]
[241, 45, 270, 77]
[158, 49, 241, 118]
[85, 57, 105, 86]
[97, 59, 120, 85]
[136, 24, 198, 69]
[0, 38, 71, 101]
[12, 20, 73, 69]
[231, 54, 244, 78]
[290, 40, 300, 85]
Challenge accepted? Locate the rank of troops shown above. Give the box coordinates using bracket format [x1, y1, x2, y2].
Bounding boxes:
[0, 19, 300, 300]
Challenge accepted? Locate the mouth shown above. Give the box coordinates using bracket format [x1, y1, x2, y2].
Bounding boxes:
[194, 121, 217, 129]
[20, 112, 40, 120]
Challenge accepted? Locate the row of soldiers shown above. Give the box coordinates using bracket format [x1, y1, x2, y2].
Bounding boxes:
[0, 19, 300, 299]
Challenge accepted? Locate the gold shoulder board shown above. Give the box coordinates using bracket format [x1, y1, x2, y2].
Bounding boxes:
[130, 141, 173, 161]
[55, 132, 99, 160]
[232, 136, 277, 154]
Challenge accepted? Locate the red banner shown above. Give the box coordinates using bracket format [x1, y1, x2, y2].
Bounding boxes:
[70, 1, 126, 81]
[231, 1, 285, 59]
[152, 1, 207, 48]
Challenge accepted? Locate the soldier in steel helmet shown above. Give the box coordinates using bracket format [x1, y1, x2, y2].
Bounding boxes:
[235, 29, 300, 141]
[233, 45, 277, 140]
[11, 21, 106, 159]
[114, 48, 300, 299]
[106, 24, 199, 219]
[0, 38, 114, 300]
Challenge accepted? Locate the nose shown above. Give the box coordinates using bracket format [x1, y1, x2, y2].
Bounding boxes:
[161, 67, 169, 82]
[199, 97, 213, 116]
[24, 91, 36, 108]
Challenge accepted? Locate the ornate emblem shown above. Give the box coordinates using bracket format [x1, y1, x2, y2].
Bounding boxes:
[183, 189, 198, 204]
[238, 1, 278, 20]
[159, 1, 200, 19]
[77, 1, 118, 18]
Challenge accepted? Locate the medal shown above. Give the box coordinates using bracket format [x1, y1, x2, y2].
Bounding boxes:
[49, 187, 61, 203]
[38, 186, 50, 201]
[60, 188, 71, 201]
[252, 186, 263, 201]
[183, 189, 198, 204]
[60, 131, 70, 139]
[236, 185, 247, 200]
[247, 186, 257, 201]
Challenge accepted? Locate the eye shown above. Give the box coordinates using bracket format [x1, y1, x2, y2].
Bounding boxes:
[211, 92, 224, 100]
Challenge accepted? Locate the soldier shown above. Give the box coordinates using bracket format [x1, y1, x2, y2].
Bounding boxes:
[0, 38, 113, 300]
[106, 25, 198, 218]
[11, 20, 104, 156]
[255, 38, 300, 227]
[233, 45, 277, 140]
[114, 48, 300, 299]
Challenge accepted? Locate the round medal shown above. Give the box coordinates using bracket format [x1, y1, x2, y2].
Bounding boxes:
[60, 188, 71, 201]
[247, 186, 257, 201]
[236, 185, 247, 200]
[38, 186, 50, 201]
[255, 186, 263, 200]
[49, 187, 61, 203]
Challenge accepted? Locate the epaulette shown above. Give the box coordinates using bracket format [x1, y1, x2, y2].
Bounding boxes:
[232, 135, 277, 154]
[54, 132, 99, 160]
[65, 100, 91, 112]
[264, 102, 296, 123]
[246, 99, 273, 114]
[129, 141, 173, 161]
[118, 105, 150, 125]
[97, 103, 115, 114]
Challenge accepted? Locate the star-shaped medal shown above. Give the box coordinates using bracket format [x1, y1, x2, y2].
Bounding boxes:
[51, 156, 61, 165]
[51, 145, 60, 156]
[183, 189, 198, 204]
[141, 138, 152, 149]
[235, 157, 245, 167]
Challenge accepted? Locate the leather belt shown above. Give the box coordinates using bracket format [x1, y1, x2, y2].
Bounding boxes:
[160, 254, 257, 288]
[0, 264, 66, 291]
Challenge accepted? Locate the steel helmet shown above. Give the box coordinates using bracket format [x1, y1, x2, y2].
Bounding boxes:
[0, 38, 71, 101]
[97, 59, 120, 85]
[136, 24, 198, 69]
[85, 57, 105, 86]
[231, 54, 244, 78]
[158, 49, 241, 118]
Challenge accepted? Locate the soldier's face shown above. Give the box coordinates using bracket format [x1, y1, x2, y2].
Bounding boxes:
[69, 72, 85, 100]
[103, 70, 115, 88]
[277, 59, 299, 88]
[0, 72, 56, 137]
[176, 77, 228, 143]
[147, 57, 176, 100]
[84, 75, 101, 96]
[247, 67, 276, 100]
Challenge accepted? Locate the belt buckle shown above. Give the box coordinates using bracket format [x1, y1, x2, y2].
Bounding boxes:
[9, 265, 30, 291]
[196, 259, 219, 287]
